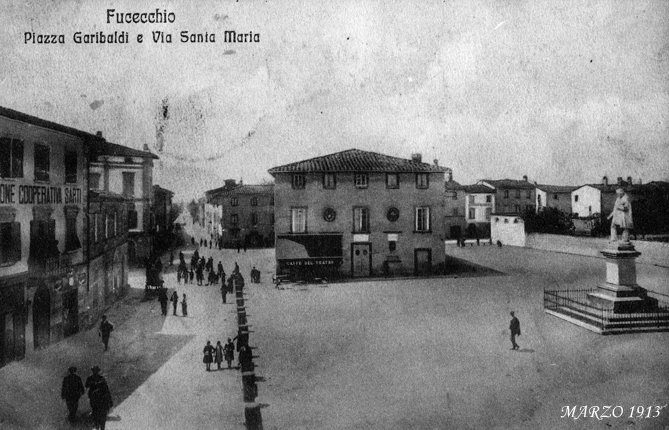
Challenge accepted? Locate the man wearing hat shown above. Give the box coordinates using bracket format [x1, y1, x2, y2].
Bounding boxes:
[61, 366, 85, 423]
[85, 366, 113, 430]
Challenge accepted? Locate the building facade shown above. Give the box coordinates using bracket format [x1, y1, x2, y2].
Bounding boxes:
[444, 173, 466, 240]
[463, 184, 495, 238]
[269, 149, 447, 278]
[535, 184, 577, 214]
[479, 177, 535, 215]
[89, 140, 158, 264]
[0, 107, 89, 365]
[209, 183, 275, 248]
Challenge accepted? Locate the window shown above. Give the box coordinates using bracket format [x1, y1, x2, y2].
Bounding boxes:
[231, 197, 238, 206]
[34, 144, 50, 181]
[29, 219, 57, 263]
[468, 195, 475, 204]
[0, 222, 21, 265]
[104, 214, 109, 239]
[486, 195, 492, 203]
[291, 207, 307, 233]
[231, 214, 239, 225]
[270, 196, 275, 206]
[386, 173, 399, 189]
[64, 151, 78, 183]
[515, 189, 521, 198]
[292, 174, 306, 189]
[89, 173, 101, 190]
[415, 207, 431, 231]
[526, 205, 533, 212]
[127, 210, 138, 229]
[323, 173, 336, 190]
[526, 190, 531, 198]
[0, 138, 24, 178]
[386, 207, 399, 222]
[485, 208, 492, 220]
[389, 240, 397, 252]
[452, 192, 458, 200]
[504, 190, 509, 199]
[537, 195, 542, 206]
[452, 208, 459, 216]
[354, 173, 368, 189]
[416, 173, 429, 189]
[122, 172, 135, 197]
[250, 197, 258, 206]
[113, 212, 118, 236]
[574, 195, 579, 202]
[553, 194, 558, 200]
[251, 212, 258, 226]
[514, 204, 521, 213]
[468, 208, 476, 220]
[65, 212, 81, 251]
[353, 207, 370, 233]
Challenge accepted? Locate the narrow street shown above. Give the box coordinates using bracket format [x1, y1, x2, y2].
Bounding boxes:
[0, 234, 272, 430]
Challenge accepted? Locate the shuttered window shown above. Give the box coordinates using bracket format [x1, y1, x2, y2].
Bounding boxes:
[0, 138, 24, 178]
[0, 222, 21, 265]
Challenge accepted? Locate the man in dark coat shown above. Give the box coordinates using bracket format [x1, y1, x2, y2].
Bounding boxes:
[85, 366, 113, 430]
[220, 276, 227, 304]
[61, 366, 85, 423]
[98, 316, 114, 351]
[170, 291, 179, 316]
[509, 311, 521, 350]
[158, 287, 169, 316]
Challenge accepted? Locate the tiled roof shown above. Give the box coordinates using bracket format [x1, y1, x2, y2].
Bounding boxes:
[463, 184, 494, 194]
[535, 184, 578, 193]
[268, 149, 447, 174]
[153, 185, 174, 196]
[444, 180, 465, 191]
[480, 179, 535, 190]
[91, 140, 159, 160]
[210, 184, 274, 197]
[577, 182, 630, 193]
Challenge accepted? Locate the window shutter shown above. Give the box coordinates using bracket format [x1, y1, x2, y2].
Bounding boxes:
[11, 222, 21, 261]
[0, 138, 10, 177]
[12, 140, 24, 178]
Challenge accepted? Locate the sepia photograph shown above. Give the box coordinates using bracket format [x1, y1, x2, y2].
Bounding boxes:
[1, 1, 668, 429]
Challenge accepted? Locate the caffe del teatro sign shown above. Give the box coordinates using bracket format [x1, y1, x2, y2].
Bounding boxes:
[0, 182, 83, 205]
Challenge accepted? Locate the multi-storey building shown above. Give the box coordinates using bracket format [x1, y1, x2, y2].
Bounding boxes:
[268, 149, 447, 278]
[443, 172, 466, 240]
[479, 177, 535, 215]
[209, 182, 275, 248]
[463, 184, 495, 238]
[0, 107, 89, 365]
[535, 184, 577, 214]
[88, 139, 158, 263]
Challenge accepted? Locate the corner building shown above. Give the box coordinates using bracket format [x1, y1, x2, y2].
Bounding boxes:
[268, 149, 447, 278]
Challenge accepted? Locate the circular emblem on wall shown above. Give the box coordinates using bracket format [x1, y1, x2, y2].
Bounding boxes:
[323, 207, 336, 222]
[387, 207, 399, 222]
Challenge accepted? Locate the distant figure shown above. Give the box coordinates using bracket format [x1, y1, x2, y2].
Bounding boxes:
[509, 311, 521, 350]
[189, 268, 194, 284]
[497, 240, 503, 248]
[224, 338, 235, 369]
[158, 287, 169, 316]
[203, 341, 215, 371]
[220, 278, 227, 304]
[85, 366, 113, 430]
[214, 341, 224, 370]
[61, 366, 85, 423]
[98, 316, 114, 351]
[237, 242, 241, 253]
[181, 294, 188, 316]
[191, 237, 195, 246]
[233, 262, 240, 274]
[169, 251, 174, 266]
[217, 261, 224, 278]
[608, 187, 633, 244]
[170, 291, 179, 316]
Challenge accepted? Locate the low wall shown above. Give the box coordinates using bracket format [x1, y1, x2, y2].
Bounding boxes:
[525, 233, 669, 267]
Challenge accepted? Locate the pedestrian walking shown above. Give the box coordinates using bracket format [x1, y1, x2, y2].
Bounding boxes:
[203, 341, 215, 371]
[189, 268, 194, 284]
[85, 366, 113, 430]
[158, 287, 169, 316]
[98, 316, 114, 351]
[181, 294, 188, 316]
[509, 311, 521, 350]
[170, 291, 179, 316]
[217, 261, 224, 278]
[224, 338, 235, 369]
[61, 366, 85, 423]
[233, 262, 240, 274]
[220, 277, 227, 304]
[214, 341, 224, 370]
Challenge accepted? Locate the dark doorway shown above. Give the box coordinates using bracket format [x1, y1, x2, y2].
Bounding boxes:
[414, 248, 432, 276]
[62, 289, 78, 338]
[1, 313, 16, 366]
[32, 285, 51, 349]
[351, 243, 371, 277]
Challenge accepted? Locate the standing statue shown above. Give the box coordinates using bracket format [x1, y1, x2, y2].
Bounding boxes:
[607, 188, 633, 244]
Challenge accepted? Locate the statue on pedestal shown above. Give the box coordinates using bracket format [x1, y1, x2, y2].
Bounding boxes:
[607, 188, 633, 244]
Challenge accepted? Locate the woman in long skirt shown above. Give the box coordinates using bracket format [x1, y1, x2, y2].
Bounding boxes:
[224, 338, 235, 369]
[181, 294, 188, 317]
[203, 341, 214, 371]
[214, 341, 224, 370]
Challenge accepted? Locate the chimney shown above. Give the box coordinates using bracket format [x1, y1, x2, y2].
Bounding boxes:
[411, 153, 422, 163]
[224, 179, 237, 189]
[142, 143, 150, 151]
[448, 171, 453, 182]
[617, 176, 623, 186]
[602, 176, 608, 186]
[626, 176, 632, 185]
[433, 159, 439, 167]
[522, 175, 528, 182]
[95, 131, 103, 138]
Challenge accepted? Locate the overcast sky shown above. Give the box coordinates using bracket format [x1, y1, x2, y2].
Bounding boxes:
[1, 0, 668, 201]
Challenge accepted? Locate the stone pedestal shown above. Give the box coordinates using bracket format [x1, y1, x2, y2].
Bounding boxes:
[587, 242, 652, 313]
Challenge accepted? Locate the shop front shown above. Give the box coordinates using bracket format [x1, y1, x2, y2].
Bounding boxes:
[276, 234, 343, 280]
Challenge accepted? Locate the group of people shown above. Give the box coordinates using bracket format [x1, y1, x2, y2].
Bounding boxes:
[157, 287, 187, 317]
[202, 339, 236, 371]
[61, 365, 113, 429]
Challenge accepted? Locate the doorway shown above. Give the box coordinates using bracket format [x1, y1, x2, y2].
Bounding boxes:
[32, 285, 51, 349]
[62, 289, 78, 338]
[414, 248, 432, 276]
[351, 243, 371, 277]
